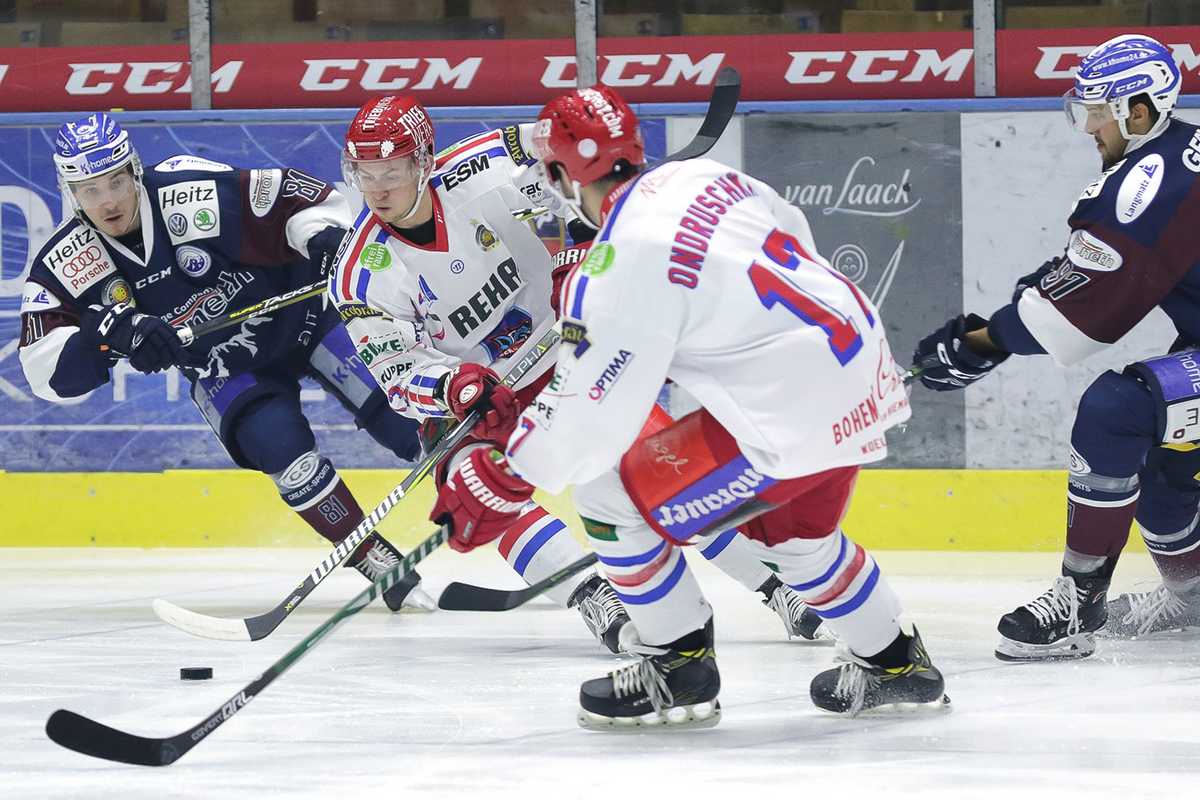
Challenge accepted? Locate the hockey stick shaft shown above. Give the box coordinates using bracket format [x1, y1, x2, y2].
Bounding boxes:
[153, 322, 562, 641]
[47, 525, 450, 767]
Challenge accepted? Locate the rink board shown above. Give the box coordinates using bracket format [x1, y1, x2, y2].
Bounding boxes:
[0, 467, 1107, 552]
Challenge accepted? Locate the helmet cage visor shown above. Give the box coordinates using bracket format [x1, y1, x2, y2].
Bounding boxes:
[1064, 91, 1121, 134]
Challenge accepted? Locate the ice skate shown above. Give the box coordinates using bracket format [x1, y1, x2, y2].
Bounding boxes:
[348, 533, 436, 612]
[809, 628, 947, 716]
[995, 568, 1111, 661]
[569, 574, 635, 654]
[760, 575, 830, 641]
[1102, 584, 1200, 638]
[578, 620, 721, 730]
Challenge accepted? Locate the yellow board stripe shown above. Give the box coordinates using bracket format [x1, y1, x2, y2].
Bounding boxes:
[0, 468, 1136, 552]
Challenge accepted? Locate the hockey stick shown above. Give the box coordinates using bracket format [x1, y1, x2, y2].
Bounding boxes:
[439, 500, 778, 614]
[47, 524, 450, 767]
[437, 552, 599, 612]
[152, 323, 562, 641]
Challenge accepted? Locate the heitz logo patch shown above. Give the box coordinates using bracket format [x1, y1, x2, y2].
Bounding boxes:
[159, 180, 221, 244]
[1115, 153, 1164, 224]
[589, 349, 634, 401]
[1065, 229, 1122, 272]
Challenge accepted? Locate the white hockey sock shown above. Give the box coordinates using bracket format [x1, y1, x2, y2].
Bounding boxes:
[759, 529, 901, 658]
[495, 501, 590, 607]
[696, 529, 773, 592]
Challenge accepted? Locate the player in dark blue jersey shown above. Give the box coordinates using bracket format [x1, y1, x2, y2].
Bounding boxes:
[913, 35, 1200, 659]
[18, 114, 431, 611]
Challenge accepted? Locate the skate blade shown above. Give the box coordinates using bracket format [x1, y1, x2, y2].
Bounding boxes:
[577, 701, 721, 732]
[994, 632, 1096, 662]
[818, 693, 951, 717]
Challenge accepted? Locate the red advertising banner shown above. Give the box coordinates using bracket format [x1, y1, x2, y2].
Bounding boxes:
[0, 33, 974, 111]
[997, 25, 1200, 97]
[0, 27, 1194, 112]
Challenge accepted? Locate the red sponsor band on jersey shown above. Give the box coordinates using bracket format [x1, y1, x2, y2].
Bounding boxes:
[0, 27, 1195, 110]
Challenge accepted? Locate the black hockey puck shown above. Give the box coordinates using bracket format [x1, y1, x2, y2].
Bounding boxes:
[180, 667, 213, 681]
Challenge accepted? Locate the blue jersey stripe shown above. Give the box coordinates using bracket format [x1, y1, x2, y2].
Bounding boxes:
[811, 563, 881, 619]
[788, 534, 848, 592]
[597, 540, 667, 568]
[699, 529, 738, 560]
[612, 550, 687, 606]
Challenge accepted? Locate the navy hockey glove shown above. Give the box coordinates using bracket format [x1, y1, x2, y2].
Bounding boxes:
[912, 313, 1009, 392]
[1011, 257, 1060, 304]
[82, 303, 196, 374]
[307, 225, 349, 278]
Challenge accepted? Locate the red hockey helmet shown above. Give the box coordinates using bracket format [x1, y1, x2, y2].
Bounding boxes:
[342, 95, 436, 219]
[533, 85, 644, 227]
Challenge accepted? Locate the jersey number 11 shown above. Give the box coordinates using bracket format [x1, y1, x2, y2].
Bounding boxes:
[747, 228, 875, 366]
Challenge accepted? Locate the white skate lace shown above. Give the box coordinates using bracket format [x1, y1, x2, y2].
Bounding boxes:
[360, 540, 399, 579]
[579, 581, 626, 639]
[767, 584, 810, 637]
[829, 644, 879, 717]
[610, 645, 672, 713]
[1120, 586, 1190, 636]
[1023, 576, 1081, 633]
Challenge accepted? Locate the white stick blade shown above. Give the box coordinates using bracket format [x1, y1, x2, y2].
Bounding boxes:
[152, 599, 251, 642]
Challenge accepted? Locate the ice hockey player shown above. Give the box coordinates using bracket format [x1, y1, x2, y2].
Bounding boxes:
[18, 113, 432, 612]
[911, 35, 1200, 658]
[427, 84, 947, 727]
[330, 95, 829, 652]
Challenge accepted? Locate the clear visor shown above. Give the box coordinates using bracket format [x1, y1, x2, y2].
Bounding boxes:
[68, 167, 138, 210]
[341, 150, 431, 193]
[1064, 92, 1118, 134]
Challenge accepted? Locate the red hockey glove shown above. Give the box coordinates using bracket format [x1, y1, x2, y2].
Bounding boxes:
[430, 447, 535, 553]
[550, 242, 591, 318]
[439, 362, 521, 442]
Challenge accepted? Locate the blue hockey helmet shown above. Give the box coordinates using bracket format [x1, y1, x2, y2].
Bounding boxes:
[52, 113, 142, 185]
[1064, 34, 1181, 140]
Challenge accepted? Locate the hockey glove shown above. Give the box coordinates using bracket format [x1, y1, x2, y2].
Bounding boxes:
[1011, 257, 1060, 304]
[438, 362, 521, 442]
[307, 225, 349, 278]
[431, 447, 534, 553]
[912, 313, 1009, 392]
[81, 302, 197, 374]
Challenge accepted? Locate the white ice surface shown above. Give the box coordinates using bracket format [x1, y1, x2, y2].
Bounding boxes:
[2, 548, 1198, 799]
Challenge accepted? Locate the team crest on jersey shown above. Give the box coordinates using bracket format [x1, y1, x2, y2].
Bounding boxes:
[1116, 153, 1164, 224]
[101, 277, 133, 306]
[449, 258, 465, 274]
[474, 223, 498, 251]
[177, 244, 212, 277]
[480, 307, 533, 361]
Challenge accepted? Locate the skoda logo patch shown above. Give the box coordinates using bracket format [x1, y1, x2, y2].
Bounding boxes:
[450, 259, 465, 274]
[193, 208, 217, 232]
[176, 244, 212, 277]
[167, 212, 188, 237]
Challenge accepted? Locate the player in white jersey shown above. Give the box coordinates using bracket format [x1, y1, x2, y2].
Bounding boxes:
[329, 95, 830, 651]
[430, 85, 948, 727]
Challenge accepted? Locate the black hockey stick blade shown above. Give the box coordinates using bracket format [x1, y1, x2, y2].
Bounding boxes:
[46, 709, 180, 767]
[437, 552, 599, 612]
[662, 66, 741, 163]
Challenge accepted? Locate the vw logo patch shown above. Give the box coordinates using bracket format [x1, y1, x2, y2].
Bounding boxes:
[167, 212, 188, 237]
[176, 244, 212, 277]
[450, 259, 465, 274]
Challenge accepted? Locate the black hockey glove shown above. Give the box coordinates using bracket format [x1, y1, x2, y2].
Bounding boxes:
[911, 313, 1009, 392]
[81, 303, 196, 374]
[307, 225, 349, 278]
[567, 216, 597, 244]
[1011, 257, 1060, 304]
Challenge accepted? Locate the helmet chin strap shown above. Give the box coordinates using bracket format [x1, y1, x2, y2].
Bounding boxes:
[1114, 95, 1172, 156]
[396, 151, 435, 222]
[548, 174, 601, 230]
